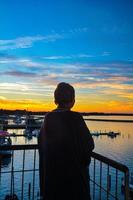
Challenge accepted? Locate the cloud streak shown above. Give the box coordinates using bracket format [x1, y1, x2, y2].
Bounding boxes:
[41, 54, 95, 60]
[4, 70, 37, 77]
[1, 59, 133, 85]
[0, 27, 90, 51]
[0, 34, 64, 50]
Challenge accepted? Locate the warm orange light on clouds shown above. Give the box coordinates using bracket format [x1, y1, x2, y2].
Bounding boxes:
[0, 77, 133, 113]
[0, 99, 54, 112]
[73, 99, 133, 113]
[0, 97, 133, 113]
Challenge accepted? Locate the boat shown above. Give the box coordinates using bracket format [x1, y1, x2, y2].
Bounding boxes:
[91, 130, 120, 137]
[32, 129, 39, 137]
[91, 132, 100, 136]
[0, 130, 12, 156]
[23, 129, 33, 139]
[0, 119, 8, 125]
[13, 116, 22, 124]
[107, 131, 120, 137]
[23, 128, 39, 138]
[0, 156, 11, 167]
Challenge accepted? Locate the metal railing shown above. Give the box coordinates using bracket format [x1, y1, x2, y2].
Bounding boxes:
[0, 145, 130, 200]
[0, 145, 39, 200]
[90, 152, 129, 200]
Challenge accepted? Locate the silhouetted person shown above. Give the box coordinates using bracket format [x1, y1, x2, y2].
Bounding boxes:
[38, 82, 94, 200]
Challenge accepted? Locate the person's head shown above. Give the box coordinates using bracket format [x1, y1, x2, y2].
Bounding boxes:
[54, 82, 75, 109]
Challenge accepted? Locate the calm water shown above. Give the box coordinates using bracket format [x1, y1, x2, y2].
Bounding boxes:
[85, 116, 133, 173]
[0, 115, 133, 199]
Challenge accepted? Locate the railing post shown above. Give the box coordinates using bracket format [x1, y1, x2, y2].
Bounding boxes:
[124, 170, 129, 200]
[10, 150, 14, 196]
[28, 182, 31, 200]
[32, 149, 36, 200]
[99, 161, 102, 200]
[107, 164, 110, 200]
[93, 158, 96, 200]
[21, 149, 25, 200]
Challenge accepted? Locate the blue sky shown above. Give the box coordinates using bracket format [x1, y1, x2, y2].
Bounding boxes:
[0, 0, 133, 112]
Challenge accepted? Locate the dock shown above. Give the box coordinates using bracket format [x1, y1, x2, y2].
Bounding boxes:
[91, 131, 120, 137]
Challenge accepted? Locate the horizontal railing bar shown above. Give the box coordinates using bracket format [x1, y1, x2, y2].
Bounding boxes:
[91, 152, 128, 173]
[0, 145, 129, 173]
[0, 144, 38, 150]
[0, 169, 39, 174]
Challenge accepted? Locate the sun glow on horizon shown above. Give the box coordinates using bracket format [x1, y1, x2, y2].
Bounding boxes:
[0, 97, 133, 113]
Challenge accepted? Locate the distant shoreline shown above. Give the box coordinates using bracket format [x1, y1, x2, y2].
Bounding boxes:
[0, 109, 133, 116]
[84, 118, 133, 123]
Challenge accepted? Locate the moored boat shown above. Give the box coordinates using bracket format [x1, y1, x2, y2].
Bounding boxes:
[13, 116, 22, 124]
[23, 129, 33, 139]
[91, 132, 100, 136]
[0, 130, 12, 157]
[32, 129, 39, 137]
[91, 130, 120, 137]
[23, 128, 39, 137]
[107, 131, 120, 137]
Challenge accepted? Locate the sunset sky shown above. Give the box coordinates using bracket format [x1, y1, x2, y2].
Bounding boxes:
[0, 0, 133, 112]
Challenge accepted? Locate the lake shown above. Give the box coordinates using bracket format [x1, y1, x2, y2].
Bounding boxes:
[0, 115, 133, 199]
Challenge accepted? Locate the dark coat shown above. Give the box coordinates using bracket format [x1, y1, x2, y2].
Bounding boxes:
[38, 110, 94, 200]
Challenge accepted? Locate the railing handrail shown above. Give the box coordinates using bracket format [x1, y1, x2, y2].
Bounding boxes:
[92, 151, 129, 173]
[0, 144, 38, 150]
[0, 144, 129, 173]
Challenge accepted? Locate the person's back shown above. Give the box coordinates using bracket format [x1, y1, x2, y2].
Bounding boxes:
[38, 82, 94, 200]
